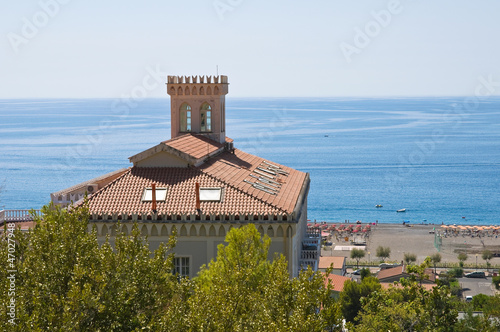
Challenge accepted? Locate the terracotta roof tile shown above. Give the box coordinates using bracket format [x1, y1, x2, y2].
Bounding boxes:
[85, 136, 308, 218]
[162, 134, 224, 160]
[319, 256, 346, 270]
[377, 265, 405, 280]
[324, 274, 351, 292]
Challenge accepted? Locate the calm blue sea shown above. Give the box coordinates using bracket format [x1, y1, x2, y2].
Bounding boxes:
[0, 97, 499, 225]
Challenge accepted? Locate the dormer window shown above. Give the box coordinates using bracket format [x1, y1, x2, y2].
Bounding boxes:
[199, 187, 222, 202]
[141, 187, 168, 201]
[180, 103, 192, 132]
[200, 103, 212, 132]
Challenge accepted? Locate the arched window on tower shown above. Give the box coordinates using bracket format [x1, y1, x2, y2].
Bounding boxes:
[200, 102, 212, 132]
[180, 103, 192, 132]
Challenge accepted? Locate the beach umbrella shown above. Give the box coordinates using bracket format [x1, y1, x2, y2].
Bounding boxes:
[307, 223, 312, 227]
[356, 225, 362, 228]
[353, 229, 359, 233]
[441, 225, 448, 228]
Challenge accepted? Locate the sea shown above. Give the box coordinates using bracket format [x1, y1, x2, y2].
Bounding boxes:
[0, 97, 499, 225]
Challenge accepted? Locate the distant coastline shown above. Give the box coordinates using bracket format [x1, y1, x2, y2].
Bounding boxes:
[1, 97, 499, 225]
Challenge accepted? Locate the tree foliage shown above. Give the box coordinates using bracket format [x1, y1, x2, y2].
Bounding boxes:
[375, 246, 391, 262]
[430, 253, 442, 273]
[482, 250, 493, 270]
[355, 280, 457, 331]
[0, 203, 179, 331]
[404, 252, 417, 265]
[350, 248, 365, 268]
[339, 276, 381, 324]
[154, 224, 340, 331]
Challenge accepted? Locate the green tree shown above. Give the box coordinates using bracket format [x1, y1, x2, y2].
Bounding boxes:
[448, 267, 464, 278]
[482, 250, 493, 271]
[360, 268, 371, 281]
[175, 224, 339, 332]
[458, 252, 468, 267]
[0, 203, 179, 331]
[355, 279, 458, 331]
[492, 276, 500, 290]
[339, 276, 381, 324]
[404, 252, 417, 265]
[375, 246, 391, 262]
[471, 294, 490, 311]
[431, 253, 442, 274]
[351, 248, 365, 268]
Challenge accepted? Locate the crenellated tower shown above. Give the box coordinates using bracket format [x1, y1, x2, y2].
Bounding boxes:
[167, 75, 229, 144]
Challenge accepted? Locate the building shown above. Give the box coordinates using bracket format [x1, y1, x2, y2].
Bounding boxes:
[377, 265, 437, 284]
[324, 273, 352, 299]
[52, 75, 318, 277]
[318, 256, 347, 276]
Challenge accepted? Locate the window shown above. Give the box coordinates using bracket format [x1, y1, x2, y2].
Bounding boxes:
[200, 102, 212, 132]
[199, 187, 222, 201]
[173, 257, 190, 277]
[180, 103, 192, 132]
[141, 188, 168, 201]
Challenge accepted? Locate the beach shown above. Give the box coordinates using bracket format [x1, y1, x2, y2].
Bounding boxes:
[321, 223, 500, 266]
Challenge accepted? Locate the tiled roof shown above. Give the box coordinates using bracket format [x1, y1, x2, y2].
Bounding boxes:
[86, 154, 307, 218]
[318, 256, 346, 270]
[377, 265, 406, 281]
[85, 134, 308, 218]
[324, 274, 351, 292]
[377, 265, 437, 283]
[87, 167, 286, 216]
[162, 134, 224, 160]
[199, 149, 307, 214]
[51, 168, 129, 196]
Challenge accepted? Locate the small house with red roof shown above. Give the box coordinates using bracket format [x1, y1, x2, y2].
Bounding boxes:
[52, 75, 316, 277]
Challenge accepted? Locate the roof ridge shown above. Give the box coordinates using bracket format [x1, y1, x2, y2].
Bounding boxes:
[51, 168, 129, 196]
[198, 165, 289, 215]
[161, 133, 193, 144]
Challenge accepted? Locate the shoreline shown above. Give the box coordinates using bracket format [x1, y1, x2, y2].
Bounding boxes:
[320, 223, 500, 265]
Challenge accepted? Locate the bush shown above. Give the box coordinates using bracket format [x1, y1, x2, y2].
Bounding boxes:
[493, 276, 500, 290]
[448, 267, 464, 278]
[360, 268, 371, 280]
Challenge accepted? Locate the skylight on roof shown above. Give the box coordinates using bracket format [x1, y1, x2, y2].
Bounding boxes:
[142, 188, 168, 201]
[199, 187, 222, 202]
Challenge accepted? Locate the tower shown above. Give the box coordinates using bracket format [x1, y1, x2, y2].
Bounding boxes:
[167, 75, 229, 144]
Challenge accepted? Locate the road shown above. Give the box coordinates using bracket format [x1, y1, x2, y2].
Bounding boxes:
[459, 276, 495, 298]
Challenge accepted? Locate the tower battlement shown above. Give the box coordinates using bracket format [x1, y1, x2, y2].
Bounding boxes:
[167, 75, 228, 84]
[167, 74, 229, 144]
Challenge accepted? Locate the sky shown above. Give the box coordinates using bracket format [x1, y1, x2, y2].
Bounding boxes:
[1, 0, 500, 98]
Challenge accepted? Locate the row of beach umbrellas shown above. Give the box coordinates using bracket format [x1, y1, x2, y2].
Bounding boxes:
[441, 225, 500, 232]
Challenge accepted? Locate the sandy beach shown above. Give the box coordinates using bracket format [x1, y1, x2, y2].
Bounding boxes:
[321, 223, 500, 266]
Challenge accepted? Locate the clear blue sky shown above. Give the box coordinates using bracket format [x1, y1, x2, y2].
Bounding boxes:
[1, 0, 500, 98]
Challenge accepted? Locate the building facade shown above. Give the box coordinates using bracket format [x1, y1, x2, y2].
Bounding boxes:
[53, 75, 318, 277]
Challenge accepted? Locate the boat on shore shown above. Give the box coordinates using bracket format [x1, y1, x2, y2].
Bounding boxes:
[397, 208, 406, 213]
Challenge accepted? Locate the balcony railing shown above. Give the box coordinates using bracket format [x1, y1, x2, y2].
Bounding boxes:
[299, 229, 322, 273]
[0, 210, 41, 225]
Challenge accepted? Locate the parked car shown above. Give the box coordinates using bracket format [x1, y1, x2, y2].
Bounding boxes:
[352, 269, 362, 275]
[464, 271, 486, 278]
[465, 296, 473, 302]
